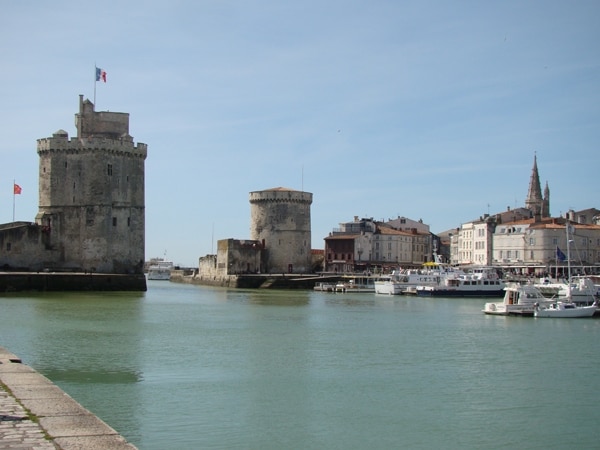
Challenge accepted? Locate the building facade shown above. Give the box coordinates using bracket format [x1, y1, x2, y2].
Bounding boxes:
[492, 218, 600, 274]
[324, 217, 433, 273]
[450, 155, 600, 273]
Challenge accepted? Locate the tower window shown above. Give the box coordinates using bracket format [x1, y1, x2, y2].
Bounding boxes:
[127, 217, 131, 227]
[107, 164, 113, 176]
[112, 217, 117, 226]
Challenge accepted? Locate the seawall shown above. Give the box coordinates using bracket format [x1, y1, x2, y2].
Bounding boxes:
[170, 270, 341, 289]
[0, 346, 137, 449]
[0, 272, 147, 292]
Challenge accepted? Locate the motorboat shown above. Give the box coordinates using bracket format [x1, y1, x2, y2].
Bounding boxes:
[313, 281, 336, 292]
[334, 275, 377, 293]
[374, 268, 443, 295]
[534, 276, 597, 305]
[375, 254, 464, 296]
[534, 301, 597, 318]
[147, 260, 174, 280]
[533, 220, 599, 310]
[483, 283, 547, 316]
[374, 274, 404, 295]
[417, 266, 505, 297]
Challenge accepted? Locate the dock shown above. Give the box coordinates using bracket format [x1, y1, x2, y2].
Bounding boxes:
[0, 346, 137, 449]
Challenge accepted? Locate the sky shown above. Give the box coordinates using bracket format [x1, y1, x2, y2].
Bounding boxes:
[2, 1, 599, 266]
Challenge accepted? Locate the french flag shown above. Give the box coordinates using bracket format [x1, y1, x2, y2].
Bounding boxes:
[95, 67, 107, 82]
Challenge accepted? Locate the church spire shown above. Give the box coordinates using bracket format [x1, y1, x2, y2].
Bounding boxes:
[525, 153, 543, 216]
[542, 181, 550, 217]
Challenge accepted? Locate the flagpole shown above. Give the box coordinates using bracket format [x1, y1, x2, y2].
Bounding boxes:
[93, 64, 97, 106]
[12, 179, 15, 222]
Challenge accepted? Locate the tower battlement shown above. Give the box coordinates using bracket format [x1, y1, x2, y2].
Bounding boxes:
[37, 135, 147, 159]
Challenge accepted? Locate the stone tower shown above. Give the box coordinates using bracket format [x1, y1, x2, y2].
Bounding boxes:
[249, 187, 312, 273]
[35, 95, 147, 274]
[525, 154, 550, 218]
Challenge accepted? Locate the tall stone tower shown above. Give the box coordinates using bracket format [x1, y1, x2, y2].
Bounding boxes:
[249, 187, 312, 274]
[525, 154, 550, 218]
[35, 95, 147, 274]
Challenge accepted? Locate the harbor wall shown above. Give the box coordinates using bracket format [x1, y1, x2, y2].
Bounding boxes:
[0, 346, 137, 449]
[0, 272, 147, 292]
[170, 269, 338, 289]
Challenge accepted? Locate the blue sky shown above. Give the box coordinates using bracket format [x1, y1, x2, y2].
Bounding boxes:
[2, 1, 599, 266]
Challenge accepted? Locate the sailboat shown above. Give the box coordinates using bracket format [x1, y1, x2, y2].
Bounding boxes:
[534, 220, 598, 318]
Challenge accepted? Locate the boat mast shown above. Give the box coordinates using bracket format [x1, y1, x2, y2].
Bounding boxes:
[566, 220, 571, 281]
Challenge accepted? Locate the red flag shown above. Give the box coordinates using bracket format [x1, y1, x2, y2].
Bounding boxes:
[14, 184, 22, 195]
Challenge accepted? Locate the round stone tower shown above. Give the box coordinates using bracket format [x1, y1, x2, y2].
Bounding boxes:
[249, 187, 312, 274]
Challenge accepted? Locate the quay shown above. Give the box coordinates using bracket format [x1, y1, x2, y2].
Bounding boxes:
[170, 269, 343, 289]
[0, 346, 136, 449]
[0, 272, 147, 292]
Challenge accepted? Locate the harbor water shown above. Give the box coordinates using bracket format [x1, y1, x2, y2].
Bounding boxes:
[1, 281, 599, 449]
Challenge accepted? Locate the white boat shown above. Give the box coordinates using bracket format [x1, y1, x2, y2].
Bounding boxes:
[374, 269, 442, 295]
[559, 276, 598, 305]
[374, 255, 463, 296]
[483, 283, 547, 316]
[147, 260, 174, 280]
[314, 281, 336, 292]
[334, 275, 377, 293]
[537, 221, 598, 309]
[534, 301, 597, 318]
[416, 266, 505, 297]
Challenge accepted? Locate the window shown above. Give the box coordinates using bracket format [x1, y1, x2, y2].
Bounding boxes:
[107, 164, 113, 176]
[127, 217, 131, 227]
[112, 217, 117, 226]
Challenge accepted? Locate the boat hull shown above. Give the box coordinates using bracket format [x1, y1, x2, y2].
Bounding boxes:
[417, 287, 505, 297]
[534, 304, 596, 318]
[483, 303, 534, 316]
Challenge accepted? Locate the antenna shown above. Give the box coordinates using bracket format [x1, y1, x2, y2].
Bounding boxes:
[301, 165, 304, 192]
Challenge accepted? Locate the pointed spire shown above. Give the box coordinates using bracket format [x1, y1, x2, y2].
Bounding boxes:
[542, 180, 550, 217]
[525, 153, 543, 215]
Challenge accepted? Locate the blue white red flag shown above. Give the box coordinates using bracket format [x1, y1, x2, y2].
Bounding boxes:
[95, 67, 107, 82]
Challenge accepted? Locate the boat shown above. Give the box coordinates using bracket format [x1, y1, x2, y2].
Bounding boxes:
[374, 269, 442, 295]
[416, 266, 505, 297]
[483, 283, 548, 316]
[147, 259, 174, 280]
[534, 222, 599, 310]
[558, 276, 598, 305]
[334, 275, 377, 293]
[314, 281, 336, 292]
[534, 301, 597, 318]
[375, 255, 464, 296]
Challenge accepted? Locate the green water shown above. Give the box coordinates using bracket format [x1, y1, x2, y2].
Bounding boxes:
[1, 281, 599, 449]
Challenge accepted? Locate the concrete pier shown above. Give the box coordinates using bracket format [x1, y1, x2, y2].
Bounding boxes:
[0, 347, 136, 449]
[170, 270, 343, 289]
